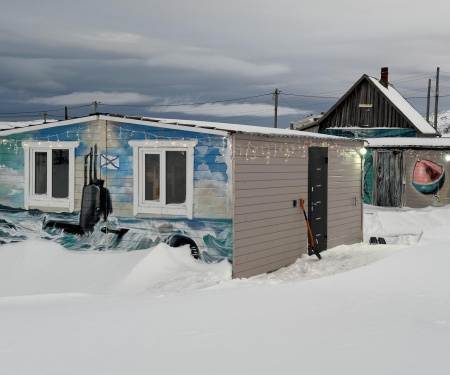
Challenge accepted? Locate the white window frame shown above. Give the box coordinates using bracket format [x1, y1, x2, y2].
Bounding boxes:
[129, 139, 197, 218]
[22, 141, 79, 212]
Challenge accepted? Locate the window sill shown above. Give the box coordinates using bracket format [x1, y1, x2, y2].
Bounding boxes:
[135, 204, 189, 218]
[28, 197, 72, 211]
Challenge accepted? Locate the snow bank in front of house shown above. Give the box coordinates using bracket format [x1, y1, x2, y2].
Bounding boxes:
[2, 203, 435, 297]
[3, 205, 450, 374]
[0, 240, 231, 297]
[364, 204, 450, 246]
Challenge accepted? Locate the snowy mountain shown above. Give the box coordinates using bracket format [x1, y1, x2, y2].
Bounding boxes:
[429, 110, 450, 135]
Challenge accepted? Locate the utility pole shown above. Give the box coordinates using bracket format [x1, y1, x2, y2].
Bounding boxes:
[434, 67, 440, 130]
[273, 88, 279, 128]
[426, 79, 431, 123]
[93, 101, 99, 113]
[43, 111, 47, 124]
[65, 106, 68, 120]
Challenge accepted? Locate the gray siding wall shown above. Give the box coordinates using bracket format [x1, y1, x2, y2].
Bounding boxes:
[327, 141, 363, 248]
[233, 135, 363, 278]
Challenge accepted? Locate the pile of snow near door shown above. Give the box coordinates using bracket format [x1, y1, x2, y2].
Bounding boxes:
[1, 204, 450, 375]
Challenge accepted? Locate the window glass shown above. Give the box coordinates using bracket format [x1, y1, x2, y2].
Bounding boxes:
[129, 139, 196, 217]
[34, 152, 47, 195]
[52, 149, 69, 198]
[144, 153, 160, 201]
[25, 141, 79, 211]
[166, 151, 186, 204]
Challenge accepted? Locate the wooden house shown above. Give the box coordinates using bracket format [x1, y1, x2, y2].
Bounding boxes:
[309, 67, 440, 138]
[0, 114, 364, 278]
[364, 137, 450, 208]
[296, 67, 447, 208]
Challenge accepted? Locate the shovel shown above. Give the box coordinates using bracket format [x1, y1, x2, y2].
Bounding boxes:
[299, 198, 321, 260]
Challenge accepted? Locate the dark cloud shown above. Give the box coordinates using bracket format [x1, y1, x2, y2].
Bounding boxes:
[1, 0, 449, 126]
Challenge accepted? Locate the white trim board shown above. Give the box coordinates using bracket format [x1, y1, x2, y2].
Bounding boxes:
[23, 141, 79, 212]
[129, 139, 197, 219]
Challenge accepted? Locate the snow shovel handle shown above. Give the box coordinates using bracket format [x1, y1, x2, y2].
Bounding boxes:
[299, 199, 321, 260]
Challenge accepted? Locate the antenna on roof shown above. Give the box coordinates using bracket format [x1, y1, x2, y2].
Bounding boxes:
[93, 101, 101, 113]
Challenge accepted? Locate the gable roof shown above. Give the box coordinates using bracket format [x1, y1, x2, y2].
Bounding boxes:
[0, 113, 361, 142]
[316, 74, 440, 136]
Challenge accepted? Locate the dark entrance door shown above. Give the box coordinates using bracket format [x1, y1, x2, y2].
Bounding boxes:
[308, 147, 328, 253]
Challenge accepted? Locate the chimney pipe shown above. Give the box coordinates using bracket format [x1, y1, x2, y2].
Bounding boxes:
[380, 67, 389, 88]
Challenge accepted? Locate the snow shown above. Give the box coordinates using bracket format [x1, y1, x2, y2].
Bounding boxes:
[430, 110, 450, 135]
[1, 205, 450, 374]
[366, 137, 450, 148]
[368, 76, 439, 135]
[1, 114, 359, 142]
[0, 119, 56, 131]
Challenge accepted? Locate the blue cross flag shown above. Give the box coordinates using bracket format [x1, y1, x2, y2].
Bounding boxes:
[101, 154, 120, 170]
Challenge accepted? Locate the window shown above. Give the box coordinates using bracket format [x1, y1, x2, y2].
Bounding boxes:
[23, 141, 79, 211]
[129, 140, 197, 218]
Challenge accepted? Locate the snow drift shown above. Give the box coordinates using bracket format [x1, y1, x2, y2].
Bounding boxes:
[1, 205, 450, 375]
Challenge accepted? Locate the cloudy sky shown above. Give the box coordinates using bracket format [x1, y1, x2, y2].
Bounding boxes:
[1, 0, 449, 127]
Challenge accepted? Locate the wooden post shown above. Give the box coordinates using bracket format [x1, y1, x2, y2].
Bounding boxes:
[426, 79, 431, 123]
[273, 88, 279, 128]
[434, 67, 440, 130]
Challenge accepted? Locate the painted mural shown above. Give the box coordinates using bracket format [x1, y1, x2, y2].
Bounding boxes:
[0, 119, 233, 262]
[364, 149, 450, 207]
[411, 159, 445, 195]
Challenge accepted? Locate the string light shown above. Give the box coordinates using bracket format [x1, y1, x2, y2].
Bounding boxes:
[0, 122, 372, 165]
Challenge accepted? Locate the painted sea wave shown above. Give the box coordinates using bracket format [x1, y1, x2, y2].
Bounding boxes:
[0, 207, 232, 262]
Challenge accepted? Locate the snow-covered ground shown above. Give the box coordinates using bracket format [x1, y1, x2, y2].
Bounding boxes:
[1, 205, 450, 374]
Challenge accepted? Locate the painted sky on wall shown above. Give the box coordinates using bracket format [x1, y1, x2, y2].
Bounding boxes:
[1, 0, 450, 126]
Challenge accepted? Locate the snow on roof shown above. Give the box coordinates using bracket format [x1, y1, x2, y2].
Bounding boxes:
[366, 137, 450, 148]
[1, 114, 360, 142]
[153, 116, 339, 139]
[290, 114, 323, 130]
[0, 119, 57, 131]
[368, 77, 438, 136]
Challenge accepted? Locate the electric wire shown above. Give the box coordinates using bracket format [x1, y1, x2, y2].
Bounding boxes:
[2, 73, 450, 121]
[100, 93, 273, 108]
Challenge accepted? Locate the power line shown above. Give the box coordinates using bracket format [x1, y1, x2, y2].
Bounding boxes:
[279, 94, 304, 116]
[390, 72, 435, 84]
[101, 93, 273, 108]
[0, 95, 273, 117]
[282, 93, 340, 99]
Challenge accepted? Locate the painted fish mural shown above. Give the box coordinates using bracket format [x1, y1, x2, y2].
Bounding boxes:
[412, 159, 445, 195]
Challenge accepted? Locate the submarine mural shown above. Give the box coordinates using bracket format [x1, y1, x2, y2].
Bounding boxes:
[44, 144, 127, 237]
[0, 119, 233, 263]
[41, 144, 204, 258]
